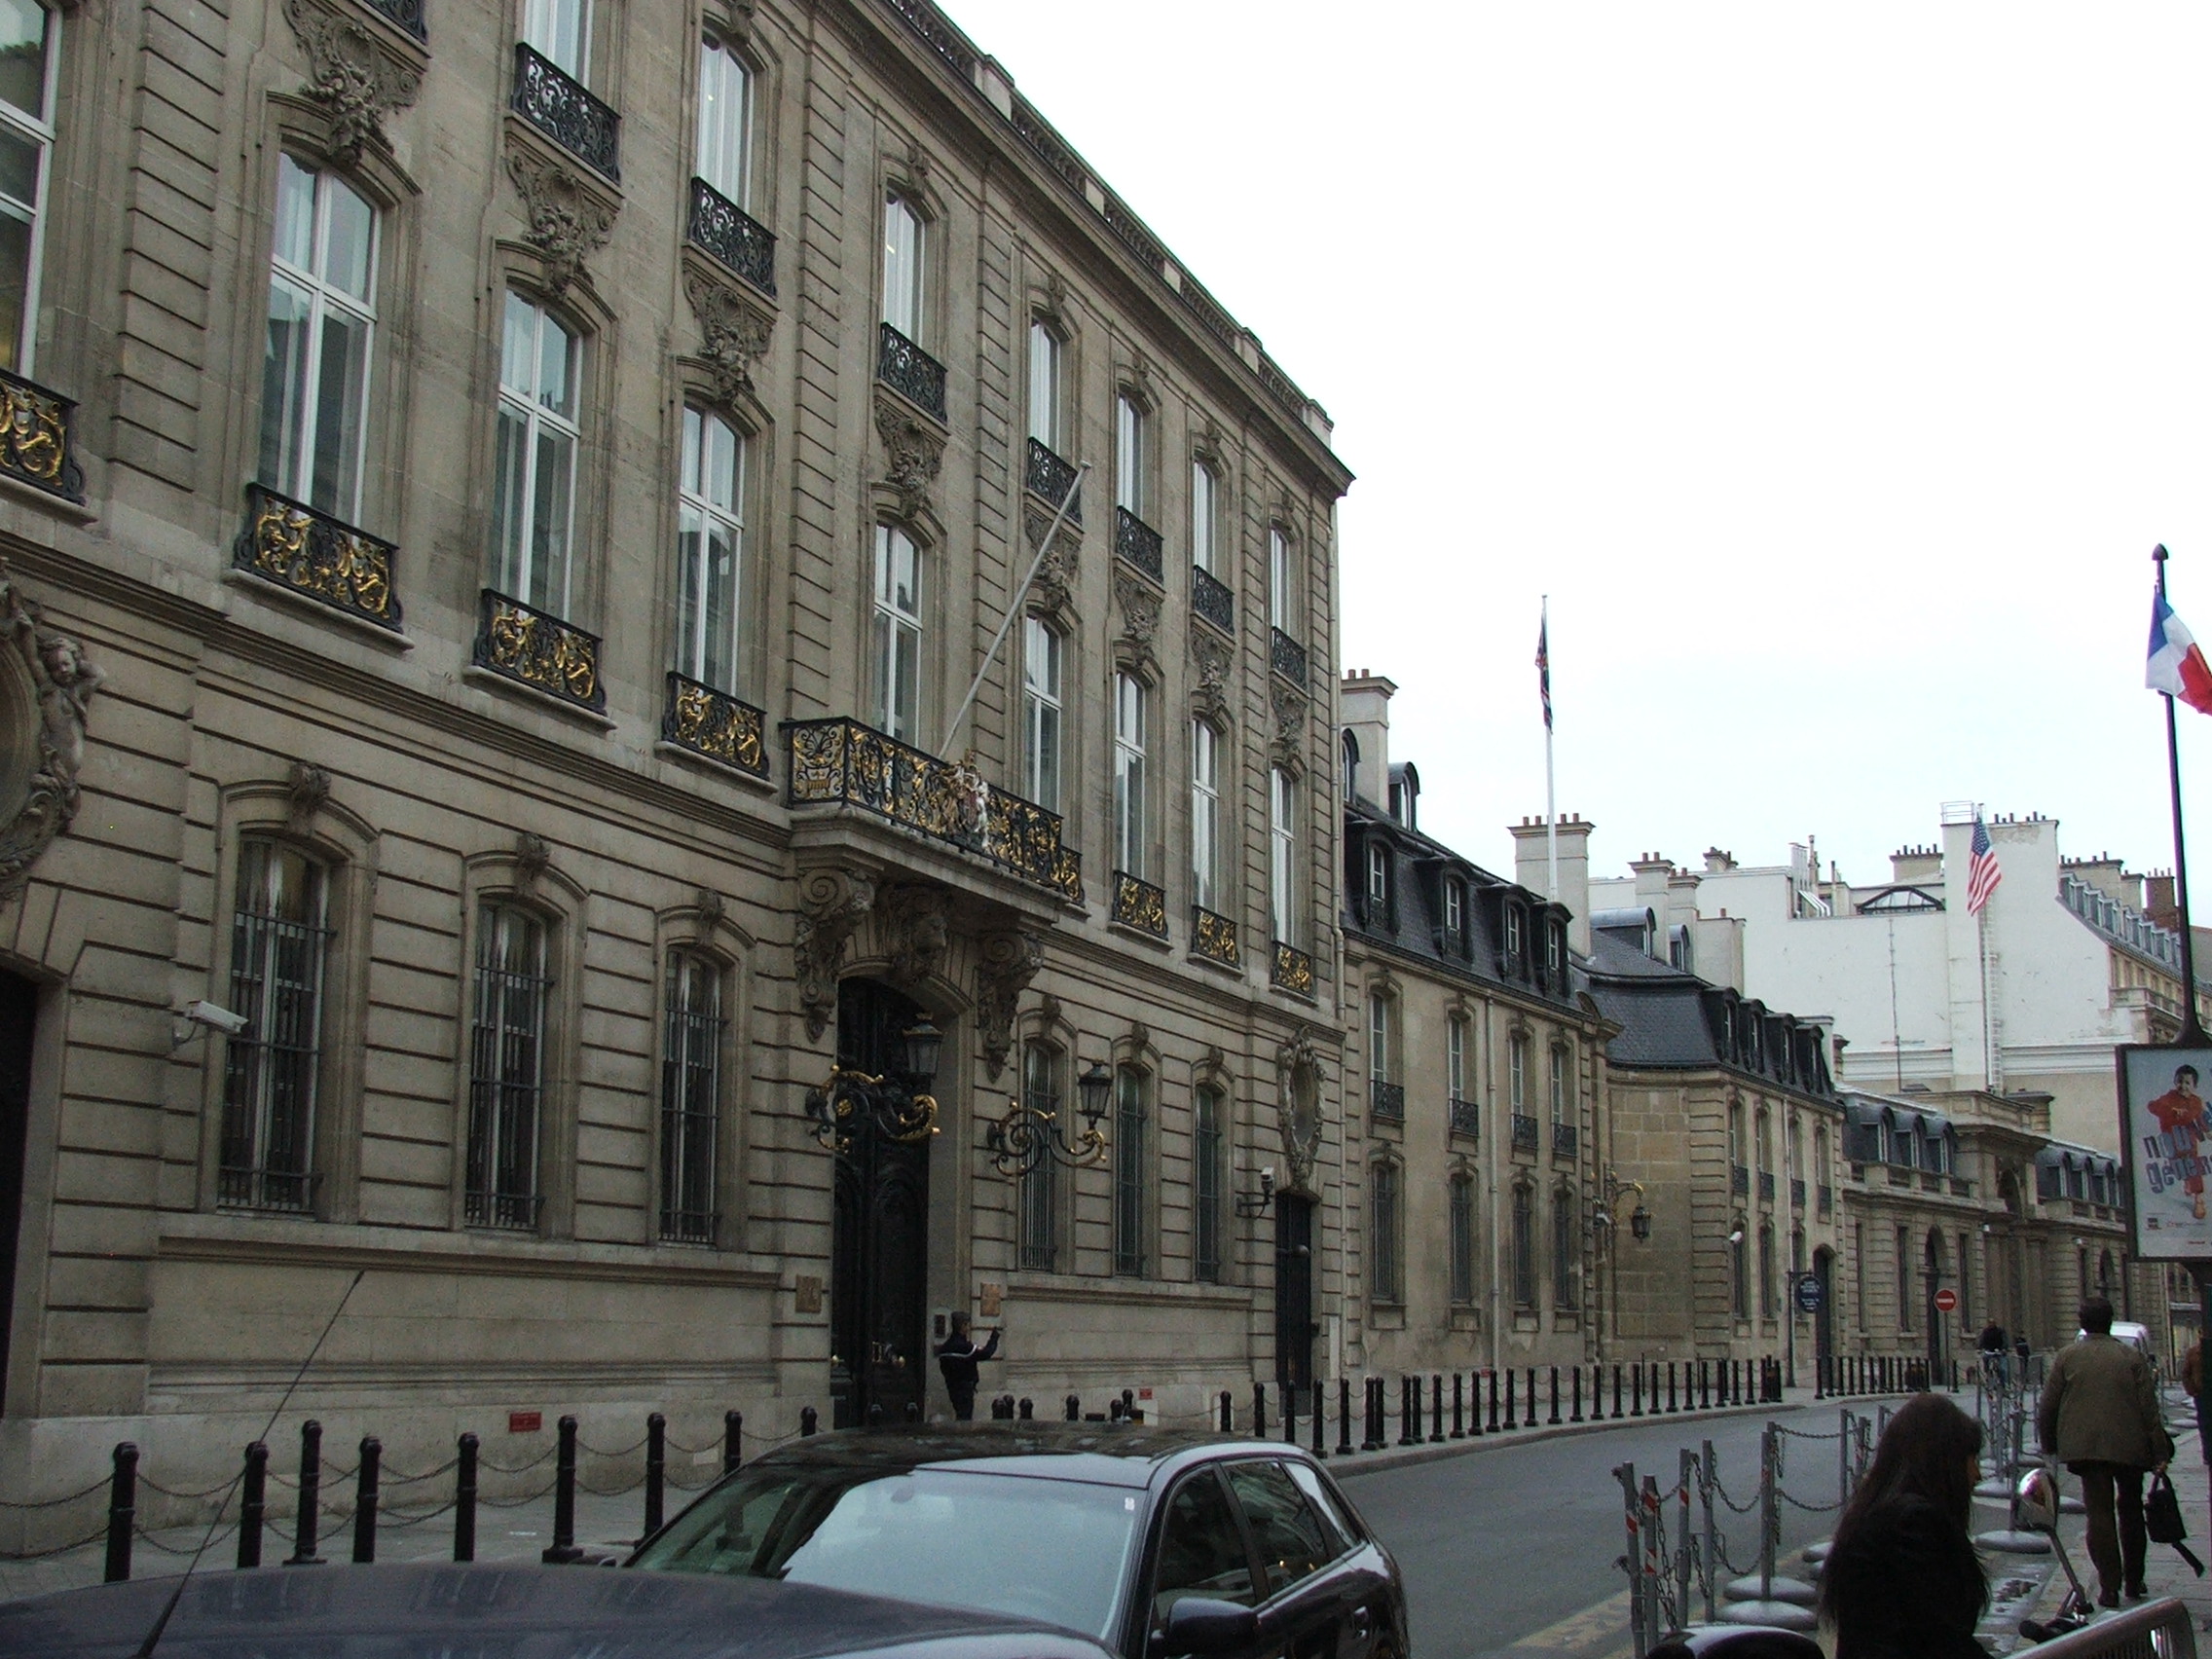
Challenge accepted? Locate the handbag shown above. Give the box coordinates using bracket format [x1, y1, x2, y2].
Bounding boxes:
[2146, 1471, 2205, 1575]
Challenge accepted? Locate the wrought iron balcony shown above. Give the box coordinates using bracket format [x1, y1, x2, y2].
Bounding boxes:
[1817, 1183, 1833, 1216]
[1270, 940, 1313, 996]
[1192, 905, 1239, 968]
[235, 484, 402, 630]
[659, 1207, 719, 1245]
[1511, 1113, 1539, 1153]
[218, 1165, 319, 1214]
[785, 717, 1082, 903]
[0, 366, 85, 502]
[1731, 1162, 1750, 1197]
[877, 321, 945, 422]
[686, 177, 775, 296]
[1111, 870, 1167, 938]
[1552, 1121, 1578, 1158]
[465, 1189, 544, 1232]
[1025, 436, 1081, 521]
[512, 42, 619, 180]
[1270, 625, 1309, 688]
[362, 0, 426, 39]
[1758, 1171, 1776, 1203]
[663, 671, 768, 778]
[1450, 1097, 1480, 1138]
[1114, 506, 1162, 583]
[1789, 1177, 1807, 1209]
[1192, 565, 1234, 635]
[474, 589, 604, 713]
[1369, 1078, 1405, 1123]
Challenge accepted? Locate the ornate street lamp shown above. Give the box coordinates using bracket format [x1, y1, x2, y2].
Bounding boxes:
[1595, 1169, 1651, 1242]
[803, 1018, 944, 1155]
[986, 1059, 1110, 1177]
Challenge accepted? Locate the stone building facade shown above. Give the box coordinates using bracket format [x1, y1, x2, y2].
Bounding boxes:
[0, 0, 1353, 1527]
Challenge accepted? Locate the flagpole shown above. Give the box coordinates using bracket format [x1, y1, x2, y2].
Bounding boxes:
[1542, 596, 1559, 903]
[2154, 543, 2207, 1045]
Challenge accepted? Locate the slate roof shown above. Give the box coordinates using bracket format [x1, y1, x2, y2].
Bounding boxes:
[1582, 933, 1836, 1098]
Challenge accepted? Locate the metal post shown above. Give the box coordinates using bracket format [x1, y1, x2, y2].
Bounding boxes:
[1700, 1359, 1711, 1410]
[1669, 1361, 1678, 1414]
[1487, 1369, 1501, 1433]
[1399, 1376, 1418, 1446]
[1253, 1382, 1268, 1439]
[1632, 1362, 1643, 1417]
[1283, 1378, 1299, 1446]
[103, 1442, 137, 1584]
[1677, 1448, 1698, 1635]
[1431, 1375, 1445, 1443]
[722, 1409, 742, 1475]
[455, 1432, 478, 1563]
[1364, 1378, 1382, 1451]
[1700, 1438, 1720, 1623]
[1549, 1366, 1561, 1426]
[238, 1441, 268, 1570]
[1454, 1371, 1467, 1437]
[351, 1435, 381, 1564]
[1613, 1363, 1624, 1419]
[1339, 1378, 1355, 1456]
[543, 1415, 580, 1564]
[800, 1407, 818, 1436]
[1571, 1366, 1583, 1423]
[1641, 1473, 1665, 1644]
[1066, 1395, 1080, 1421]
[287, 1420, 324, 1566]
[1312, 1380, 1326, 1459]
[1504, 1366, 1518, 1430]
[1758, 1422, 1779, 1600]
[1528, 1369, 1538, 1427]
[1838, 1407, 1853, 1506]
[1017, 1397, 1033, 1419]
[645, 1413, 666, 1538]
[1219, 1389, 1233, 1432]
[1616, 1460, 1646, 1659]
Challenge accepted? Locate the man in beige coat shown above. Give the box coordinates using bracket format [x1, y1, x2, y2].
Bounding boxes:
[2039, 1298, 2173, 1605]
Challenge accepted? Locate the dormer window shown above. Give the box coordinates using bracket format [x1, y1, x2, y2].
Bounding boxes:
[1546, 921, 1564, 977]
[1444, 879, 1464, 940]
[1504, 904, 1525, 968]
[1366, 841, 1388, 907]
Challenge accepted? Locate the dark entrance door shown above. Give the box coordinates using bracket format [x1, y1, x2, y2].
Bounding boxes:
[0, 971, 34, 1416]
[1274, 1194, 1314, 1392]
[830, 978, 931, 1429]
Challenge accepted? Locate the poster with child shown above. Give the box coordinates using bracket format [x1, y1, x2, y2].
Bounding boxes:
[2121, 1045, 2212, 1257]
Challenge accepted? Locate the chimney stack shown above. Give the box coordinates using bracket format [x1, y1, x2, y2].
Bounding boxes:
[1339, 671, 1395, 808]
[1512, 814, 1596, 956]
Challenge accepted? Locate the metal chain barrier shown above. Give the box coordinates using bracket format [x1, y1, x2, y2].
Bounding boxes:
[0, 1475, 110, 1512]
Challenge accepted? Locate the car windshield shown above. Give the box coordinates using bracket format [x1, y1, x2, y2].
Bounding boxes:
[631, 1462, 1143, 1640]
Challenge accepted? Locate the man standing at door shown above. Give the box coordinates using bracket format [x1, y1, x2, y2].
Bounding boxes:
[2039, 1298, 2173, 1606]
[936, 1312, 1001, 1421]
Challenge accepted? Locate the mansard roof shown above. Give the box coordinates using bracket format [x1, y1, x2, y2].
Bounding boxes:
[1582, 933, 1836, 1099]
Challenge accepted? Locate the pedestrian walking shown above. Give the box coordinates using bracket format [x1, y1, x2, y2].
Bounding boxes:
[1815, 1393, 1990, 1658]
[2187, 1333, 2211, 1533]
[2038, 1297, 2175, 1607]
[935, 1312, 1001, 1422]
[1979, 1321, 2009, 1387]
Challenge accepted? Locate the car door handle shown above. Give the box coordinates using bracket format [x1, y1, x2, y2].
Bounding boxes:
[1351, 1605, 1373, 1641]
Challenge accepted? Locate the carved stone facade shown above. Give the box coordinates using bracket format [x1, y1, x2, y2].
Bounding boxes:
[504, 147, 617, 297]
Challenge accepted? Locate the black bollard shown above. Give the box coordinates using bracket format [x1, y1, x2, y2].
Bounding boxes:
[287, 1419, 324, 1567]
[1469, 1371, 1485, 1437]
[1253, 1382, 1268, 1439]
[351, 1435, 381, 1564]
[800, 1407, 818, 1436]
[1398, 1377, 1417, 1447]
[1283, 1379, 1299, 1446]
[868, 1404, 884, 1426]
[1548, 1366, 1561, 1426]
[1611, 1363, 1623, 1419]
[1571, 1366, 1583, 1423]
[1650, 1363, 1661, 1411]
[1362, 1379, 1382, 1452]
[1527, 1370, 1537, 1428]
[723, 1409, 743, 1475]
[645, 1414, 666, 1538]
[1312, 1380, 1327, 1459]
[1431, 1375, 1445, 1444]
[1503, 1366, 1517, 1430]
[1454, 1372, 1467, 1438]
[1339, 1377, 1355, 1456]
[1669, 1362, 1678, 1413]
[1066, 1395, 1081, 1421]
[1018, 1397, 1034, 1419]
[1632, 1363, 1643, 1418]
[905, 1401, 921, 1422]
[1220, 1389, 1233, 1432]
[543, 1415, 580, 1564]
[239, 1441, 268, 1570]
[103, 1442, 137, 1584]
[455, 1432, 478, 1563]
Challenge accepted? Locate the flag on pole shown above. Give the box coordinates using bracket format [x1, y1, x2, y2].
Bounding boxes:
[2148, 591, 2212, 716]
[1966, 813, 2003, 915]
[1536, 607, 1552, 732]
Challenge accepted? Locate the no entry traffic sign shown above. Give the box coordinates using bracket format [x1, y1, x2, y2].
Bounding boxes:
[1934, 1288, 1959, 1314]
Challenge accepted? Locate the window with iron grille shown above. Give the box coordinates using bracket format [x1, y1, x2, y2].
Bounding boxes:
[466, 903, 551, 1230]
[1758, 1221, 1776, 1318]
[1511, 1183, 1535, 1308]
[1194, 1085, 1223, 1284]
[1370, 1161, 1400, 1304]
[1113, 1065, 1147, 1276]
[1019, 1041, 1059, 1272]
[1552, 1191, 1577, 1309]
[1449, 1176, 1475, 1305]
[658, 948, 723, 1243]
[219, 839, 331, 1213]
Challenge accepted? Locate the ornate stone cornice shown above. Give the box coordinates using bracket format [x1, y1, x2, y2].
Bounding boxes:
[1189, 626, 1231, 723]
[505, 148, 616, 298]
[1269, 676, 1306, 769]
[281, 0, 422, 166]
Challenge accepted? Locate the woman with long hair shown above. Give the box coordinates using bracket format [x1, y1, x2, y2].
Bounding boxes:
[1816, 1393, 1990, 1658]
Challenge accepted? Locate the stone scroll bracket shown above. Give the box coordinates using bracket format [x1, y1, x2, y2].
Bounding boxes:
[280, 0, 423, 167]
[0, 566, 101, 906]
[685, 269, 774, 408]
[974, 928, 1046, 1083]
[1273, 1022, 1325, 1197]
[794, 866, 876, 1042]
[504, 147, 617, 300]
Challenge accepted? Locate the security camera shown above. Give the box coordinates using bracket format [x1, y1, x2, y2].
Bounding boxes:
[1728, 1227, 1746, 1245]
[173, 1000, 249, 1047]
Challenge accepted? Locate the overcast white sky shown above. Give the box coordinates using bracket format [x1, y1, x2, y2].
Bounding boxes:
[940, 1, 2212, 894]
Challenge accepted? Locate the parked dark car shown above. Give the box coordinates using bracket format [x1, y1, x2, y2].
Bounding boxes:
[629, 1422, 1408, 1659]
[0, 1559, 1116, 1658]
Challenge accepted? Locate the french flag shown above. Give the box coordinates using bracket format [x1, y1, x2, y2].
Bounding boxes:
[2148, 592, 2212, 716]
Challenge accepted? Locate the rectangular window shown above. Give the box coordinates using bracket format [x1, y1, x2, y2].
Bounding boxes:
[1731, 1233, 1748, 1318]
[659, 948, 722, 1243]
[1113, 671, 1147, 878]
[1366, 842, 1386, 905]
[1444, 880, 1463, 940]
[882, 195, 923, 339]
[0, 0, 52, 374]
[1550, 1047, 1568, 1122]
[1447, 1019, 1465, 1101]
[695, 34, 751, 206]
[1554, 1195, 1577, 1308]
[490, 292, 580, 615]
[1191, 719, 1219, 912]
[1368, 992, 1388, 1083]
[1504, 905, 1524, 965]
[219, 839, 331, 1213]
[523, 0, 588, 76]
[1194, 1085, 1223, 1284]
[1759, 1225, 1776, 1318]
[676, 405, 745, 691]
[1268, 526, 1291, 630]
[1896, 1225, 1911, 1329]
[1022, 616, 1061, 812]
[1370, 1162, 1400, 1303]
[1018, 1042, 1058, 1272]
[1449, 1178, 1474, 1305]
[1190, 461, 1216, 573]
[261, 156, 377, 522]
[1269, 767, 1295, 943]
[1116, 394, 1146, 518]
[466, 903, 550, 1230]
[871, 524, 921, 741]
[1511, 1185, 1535, 1308]
[1113, 1066, 1147, 1276]
[1028, 320, 1059, 450]
[1509, 1034, 1527, 1112]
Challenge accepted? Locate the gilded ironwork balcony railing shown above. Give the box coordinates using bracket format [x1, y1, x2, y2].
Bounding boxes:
[1270, 625, 1309, 687]
[1192, 905, 1239, 969]
[1110, 870, 1166, 938]
[1450, 1097, 1480, 1138]
[785, 717, 1083, 902]
[1731, 1163, 1751, 1197]
[1025, 437, 1081, 522]
[474, 589, 605, 713]
[0, 366, 85, 503]
[235, 483, 402, 630]
[362, 0, 426, 39]
[877, 321, 945, 421]
[686, 177, 775, 295]
[1511, 1113, 1539, 1153]
[1270, 940, 1313, 996]
[1817, 1183, 1834, 1216]
[512, 42, 619, 180]
[1758, 1171, 1776, 1203]
[663, 671, 768, 778]
[1370, 1079, 1405, 1124]
[1192, 565, 1234, 635]
[1114, 506, 1162, 583]
[1789, 1177, 1807, 1209]
[1552, 1121, 1578, 1157]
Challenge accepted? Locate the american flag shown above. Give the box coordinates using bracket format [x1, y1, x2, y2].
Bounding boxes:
[1966, 813, 2003, 915]
[1536, 608, 1552, 733]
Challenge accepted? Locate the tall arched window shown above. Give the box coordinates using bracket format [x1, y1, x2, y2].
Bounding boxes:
[1511, 1183, 1535, 1308]
[1758, 1221, 1776, 1318]
[1369, 1161, 1401, 1304]
[1027, 318, 1060, 450]
[491, 292, 580, 616]
[1447, 1017, 1466, 1106]
[1113, 1065, 1148, 1276]
[1552, 1191, 1577, 1309]
[695, 34, 752, 208]
[1190, 719, 1220, 912]
[871, 525, 921, 741]
[219, 839, 332, 1213]
[1112, 672, 1147, 878]
[1269, 767, 1295, 944]
[1730, 1224, 1749, 1319]
[659, 947, 724, 1243]
[261, 156, 377, 521]
[1193, 1085, 1224, 1284]
[676, 405, 745, 692]
[1267, 525, 1292, 631]
[882, 195, 925, 342]
[467, 903, 552, 1231]
[1018, 1041, 1060, 1272]
[1508, 1032, 1529, 1116]
[1549, 1045, 1569, 1123]
[1449, 1175, 1475, 1305]
[1022, 616, 1062, 812]
[1191, 460, 1217, 574]
[1115, 392, 1149, 520]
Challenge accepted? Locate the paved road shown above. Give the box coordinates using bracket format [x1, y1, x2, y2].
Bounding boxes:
[1337, 1408, 1849, 1659]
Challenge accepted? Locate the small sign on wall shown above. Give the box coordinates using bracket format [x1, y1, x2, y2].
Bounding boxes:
[978, 1282, 1003, 1317]
[793, 1274, 824, 1313]
[508, 1411, 542, 1435]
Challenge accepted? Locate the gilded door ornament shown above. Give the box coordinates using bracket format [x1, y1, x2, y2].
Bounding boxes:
[281, 0, 422, 166]
[0, 568, 101, 904]
[974, 929, 1045, 1082]
[795, 867, 876, 1041]
[1273, 1022, 1325, 1195]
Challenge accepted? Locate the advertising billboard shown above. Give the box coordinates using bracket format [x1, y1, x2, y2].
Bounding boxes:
[2120, 1044, 2212, 1259]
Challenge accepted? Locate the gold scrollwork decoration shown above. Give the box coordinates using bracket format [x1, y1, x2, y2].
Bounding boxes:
[1193, 906, 1240, 968]
[1112, 872, 1167, 939]
[477, 591, 603, 711]
[238, 486, 400, 628]
[1272, 940, 1315, 996]
[665, 673, 767, 776]
[0, 368, 84, 502]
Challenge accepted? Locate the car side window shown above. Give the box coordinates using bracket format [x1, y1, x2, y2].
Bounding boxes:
[1283, 1462, 1355, 1558]
[1222, 1460, 1332, 1599]
[1151, 1469, 1257, 1620]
